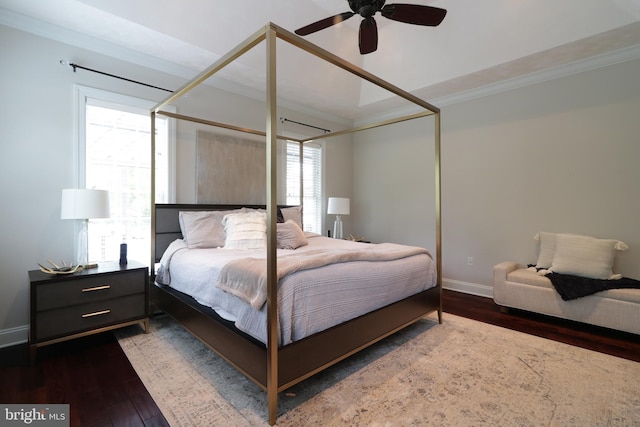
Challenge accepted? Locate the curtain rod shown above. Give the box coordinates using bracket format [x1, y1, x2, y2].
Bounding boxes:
[280, 117, 330, 134]
[59, 60, 174, 93]
[59, 61, 331, 133]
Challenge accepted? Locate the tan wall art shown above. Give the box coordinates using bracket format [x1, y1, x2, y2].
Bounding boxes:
[196, 130, 266, 204]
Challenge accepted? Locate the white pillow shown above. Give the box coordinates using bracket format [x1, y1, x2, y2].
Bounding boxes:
[277, 220, 308, 250]
[550, 234, 628, 279]
[222, 211, 267, 249]
[280, 206, 303, 229]
[534, 232, 557, 269]
[179, 211, 227, 248]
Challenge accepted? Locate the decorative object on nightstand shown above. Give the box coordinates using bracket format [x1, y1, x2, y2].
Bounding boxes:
[61, 188, 110, 269]
[37, 260, 82, 275]
[327, 197, 350, 239]
[28, 261, 149, 360]
[120, 242, 128, 265]
[347, 234, 369, 243]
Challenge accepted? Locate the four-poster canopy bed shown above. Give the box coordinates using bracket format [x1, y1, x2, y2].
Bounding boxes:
[150, 22, 442, 425]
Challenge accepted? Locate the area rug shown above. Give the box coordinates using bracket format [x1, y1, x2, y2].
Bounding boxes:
[115, 313, 640, 426]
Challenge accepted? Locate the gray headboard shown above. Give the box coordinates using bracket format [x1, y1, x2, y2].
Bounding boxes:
[154, 204, 293, 263]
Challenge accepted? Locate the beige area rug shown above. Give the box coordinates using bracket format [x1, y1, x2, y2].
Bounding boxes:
[116, 313, 640, 426]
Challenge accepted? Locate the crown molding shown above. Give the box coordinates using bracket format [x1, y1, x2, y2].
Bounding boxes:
[356, 42, 640, 126]
[0, 8, 199, 80]
[433, 43, 640, 108]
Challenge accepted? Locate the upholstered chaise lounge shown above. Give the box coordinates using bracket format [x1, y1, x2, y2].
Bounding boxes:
[493, 261, 640, 335]
[493, 231, 640, 336]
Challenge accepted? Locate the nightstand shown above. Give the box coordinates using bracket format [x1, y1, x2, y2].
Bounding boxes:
[29, 261, 149, 359]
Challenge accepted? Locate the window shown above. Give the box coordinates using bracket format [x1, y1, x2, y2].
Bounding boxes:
[286, 141, 322, 233]
[76, 86, 174, 266]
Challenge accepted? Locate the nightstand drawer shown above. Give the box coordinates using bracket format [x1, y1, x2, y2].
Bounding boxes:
[35, 270, 146, 311]
[36, 294, 146, 341]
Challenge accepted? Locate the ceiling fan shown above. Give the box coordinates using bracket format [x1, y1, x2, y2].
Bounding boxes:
[294, 0, 447, 55]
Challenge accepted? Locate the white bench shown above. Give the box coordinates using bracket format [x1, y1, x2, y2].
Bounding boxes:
[493, 261, 640, 335]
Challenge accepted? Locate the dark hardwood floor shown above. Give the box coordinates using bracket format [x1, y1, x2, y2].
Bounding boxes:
[443, 289, 640, 363]
[0, 327, 169, 427]
[1, 290, 638, 426]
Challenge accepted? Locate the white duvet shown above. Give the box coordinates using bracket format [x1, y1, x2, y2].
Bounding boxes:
[157, 234, 437, 346]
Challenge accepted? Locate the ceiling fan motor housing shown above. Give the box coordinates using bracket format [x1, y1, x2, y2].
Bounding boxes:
[349, 0, 386, 18]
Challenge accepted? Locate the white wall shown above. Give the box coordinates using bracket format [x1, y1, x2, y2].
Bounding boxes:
[353, 117, 437, 247]
[0, 24, 352, 346]
[354, 57, 640, 296]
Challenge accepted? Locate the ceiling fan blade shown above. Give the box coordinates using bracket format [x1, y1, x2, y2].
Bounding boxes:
[295, 11, 355, 36]
[381, 4, 447, 26]
[359, 17, 378, 55]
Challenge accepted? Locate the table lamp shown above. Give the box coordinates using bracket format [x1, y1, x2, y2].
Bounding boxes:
[327, 197, 350, 239]
[61, 189, 110, 268]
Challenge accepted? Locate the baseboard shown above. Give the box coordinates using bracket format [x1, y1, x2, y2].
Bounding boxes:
[0, 325, 29, 349]
[443, 278, 493, 298]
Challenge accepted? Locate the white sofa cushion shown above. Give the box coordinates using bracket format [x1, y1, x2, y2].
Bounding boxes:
[550, 234, 627, 280]
[534, 231, 557, 269]
[507, 268, 551, 289]
[534, 232, 629, 279]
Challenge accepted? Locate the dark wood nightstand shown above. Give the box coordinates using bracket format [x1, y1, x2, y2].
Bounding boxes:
[29, 261, 149, 359]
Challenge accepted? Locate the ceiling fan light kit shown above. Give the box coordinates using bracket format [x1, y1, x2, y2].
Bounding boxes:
[295, 0, 447, 54]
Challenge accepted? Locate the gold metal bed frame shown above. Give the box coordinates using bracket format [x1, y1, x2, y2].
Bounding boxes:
[150, 22, 441, 425]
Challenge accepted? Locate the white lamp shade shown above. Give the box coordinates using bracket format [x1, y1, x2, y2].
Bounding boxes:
[61, 189, 110, 219]
[327, 197, 350, 215]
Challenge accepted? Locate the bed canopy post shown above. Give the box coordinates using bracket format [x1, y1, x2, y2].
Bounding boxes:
[299, 142, 304, 211]
[150, 111, 156, 273]
[265, 24, 279, 427]
[435, 112, 442, 323]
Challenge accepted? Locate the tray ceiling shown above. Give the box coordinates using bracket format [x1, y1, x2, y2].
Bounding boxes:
[2, 0, 640, 122]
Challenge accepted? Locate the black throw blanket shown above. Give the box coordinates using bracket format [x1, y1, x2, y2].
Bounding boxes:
[526, 265, 640, 300]
[546, 272, 640, 301]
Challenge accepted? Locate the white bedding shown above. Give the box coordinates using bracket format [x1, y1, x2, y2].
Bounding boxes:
[157, 234, 437, 345]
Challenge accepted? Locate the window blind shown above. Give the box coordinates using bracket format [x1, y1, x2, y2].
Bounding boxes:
[286, 141, 322, 233]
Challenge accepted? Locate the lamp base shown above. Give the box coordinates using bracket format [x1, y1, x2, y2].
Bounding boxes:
[76, 220, 99, 269]
[76, 219, 89, 268]
[333, 215, 343, 239]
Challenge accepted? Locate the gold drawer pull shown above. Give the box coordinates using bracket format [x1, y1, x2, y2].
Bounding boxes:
[82, 309, 111, 318]
[82, 285, 111, 293]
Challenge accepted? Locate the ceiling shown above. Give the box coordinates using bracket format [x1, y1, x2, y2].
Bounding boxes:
[2, 0, 640, 123]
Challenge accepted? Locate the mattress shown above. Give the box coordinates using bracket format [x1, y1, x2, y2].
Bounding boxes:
[157, 234, 436, 345]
